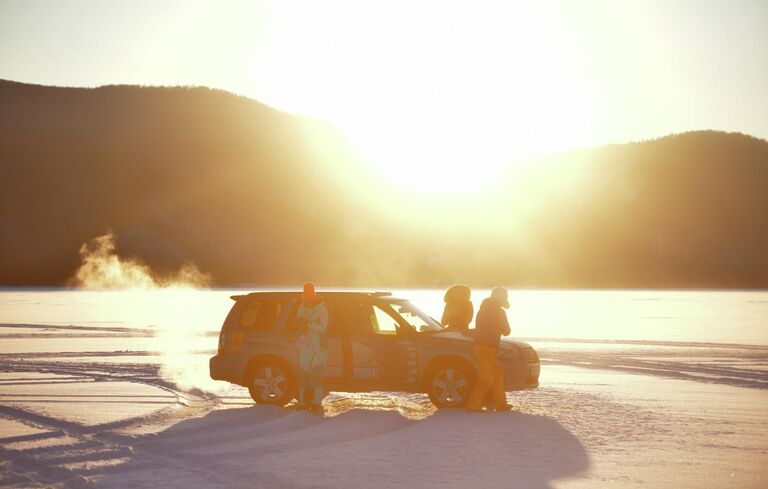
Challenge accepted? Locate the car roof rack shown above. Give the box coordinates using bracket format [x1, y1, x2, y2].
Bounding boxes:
[370, 291, 392, 297]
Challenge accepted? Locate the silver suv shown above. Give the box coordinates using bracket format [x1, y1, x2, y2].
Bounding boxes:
[209, 291, 540, 408]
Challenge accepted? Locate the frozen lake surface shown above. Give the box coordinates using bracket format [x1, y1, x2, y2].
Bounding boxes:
[2, 288, 767, 344]
[1, 289, 767, 488]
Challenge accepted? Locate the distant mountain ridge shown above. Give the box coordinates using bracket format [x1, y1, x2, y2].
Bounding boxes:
[1, 79, 767, 287]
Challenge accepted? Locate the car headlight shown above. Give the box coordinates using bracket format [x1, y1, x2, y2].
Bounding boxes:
[498, 348, 519, 360]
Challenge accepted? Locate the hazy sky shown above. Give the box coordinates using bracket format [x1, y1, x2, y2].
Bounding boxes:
[1, 0, 766, 178]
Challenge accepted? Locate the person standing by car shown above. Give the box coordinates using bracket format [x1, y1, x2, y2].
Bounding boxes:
[295, 282, 329, 413]
[441, 284, 474, 331]
[466, 287, 512, 412]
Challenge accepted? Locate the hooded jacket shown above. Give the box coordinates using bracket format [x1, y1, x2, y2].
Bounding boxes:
[474, 297, 511, 348]
[441, 300, 474, 330]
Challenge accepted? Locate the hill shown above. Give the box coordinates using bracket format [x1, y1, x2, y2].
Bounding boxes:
[488, 131, 768, 287]
[1, 80, 767, 288]
[0, 79, 395, 285]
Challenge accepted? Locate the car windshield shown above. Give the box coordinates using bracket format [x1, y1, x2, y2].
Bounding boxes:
[387, 300, 444, 332]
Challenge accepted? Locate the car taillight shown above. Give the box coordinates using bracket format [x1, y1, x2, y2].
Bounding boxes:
[218, 331, 243, 354]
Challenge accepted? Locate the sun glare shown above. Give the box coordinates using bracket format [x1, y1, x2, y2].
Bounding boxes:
[250, 1, 598, 192]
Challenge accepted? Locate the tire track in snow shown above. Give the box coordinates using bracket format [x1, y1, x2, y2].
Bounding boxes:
[0, 352, 220, 487]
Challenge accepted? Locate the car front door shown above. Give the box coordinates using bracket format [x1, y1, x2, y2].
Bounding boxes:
[342, 300, 417, 389]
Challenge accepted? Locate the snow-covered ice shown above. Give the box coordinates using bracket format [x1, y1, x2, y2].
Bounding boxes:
[1, 290, 767, 488]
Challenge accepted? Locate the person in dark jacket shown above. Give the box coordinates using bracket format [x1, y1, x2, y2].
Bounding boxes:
[466, 287, 512, 412]
[441, 284, 474, 331]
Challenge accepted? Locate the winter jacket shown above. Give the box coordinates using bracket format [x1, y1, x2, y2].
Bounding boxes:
[296, 301, 329, 367]
[474, 297, 510, 348]
[441, 301, 474, 330]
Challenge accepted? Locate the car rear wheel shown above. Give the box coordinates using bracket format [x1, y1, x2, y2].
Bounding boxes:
[247, 361, 294, 406]
[427, 364, 473, 408]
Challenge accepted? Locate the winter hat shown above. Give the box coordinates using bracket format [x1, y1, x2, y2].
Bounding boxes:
[301, 282, 317, 302]
[444, 284, 471, 303]
[491, 286, 509, 309]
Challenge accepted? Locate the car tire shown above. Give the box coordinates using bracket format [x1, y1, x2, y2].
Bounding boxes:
[247, 360, 295, 406]
[427, 363, 474, 408]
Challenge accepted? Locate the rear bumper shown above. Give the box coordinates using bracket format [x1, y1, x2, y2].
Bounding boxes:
[209, 354, 247, 386]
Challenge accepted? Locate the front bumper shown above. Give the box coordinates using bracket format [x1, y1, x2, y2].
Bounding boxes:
[525, 363, 541, 388]
[500, 354, 540, 390]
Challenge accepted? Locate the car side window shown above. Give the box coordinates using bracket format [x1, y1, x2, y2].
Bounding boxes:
[282, 300, 299, 331]
[239, 299, 284, 330]
[239, 301, 262, 329]
[372, 306, 399, 335]
[342, 302, 375, 334]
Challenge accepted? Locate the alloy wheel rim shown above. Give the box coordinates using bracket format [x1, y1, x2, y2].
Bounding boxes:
[432, 368, 468, 405]
[253, 366, 287, 401]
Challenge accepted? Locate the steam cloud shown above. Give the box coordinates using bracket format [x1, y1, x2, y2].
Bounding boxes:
[70, 232, 219, 393]
[70, 231, 211, 289]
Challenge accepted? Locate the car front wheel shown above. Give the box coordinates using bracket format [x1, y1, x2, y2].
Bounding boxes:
[427, 364, 473, 408]
[247, 361, 294, 406]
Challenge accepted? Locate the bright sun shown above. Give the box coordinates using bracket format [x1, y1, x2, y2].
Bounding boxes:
[249, 1, 598, 192]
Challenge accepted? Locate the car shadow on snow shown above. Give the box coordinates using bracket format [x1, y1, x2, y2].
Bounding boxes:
[93, 403, 590, 489]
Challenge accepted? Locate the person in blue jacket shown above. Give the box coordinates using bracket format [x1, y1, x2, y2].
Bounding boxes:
[295, 282, 329, 413]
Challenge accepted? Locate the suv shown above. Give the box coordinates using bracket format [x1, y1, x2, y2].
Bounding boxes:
[209, 291, 540, 408]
